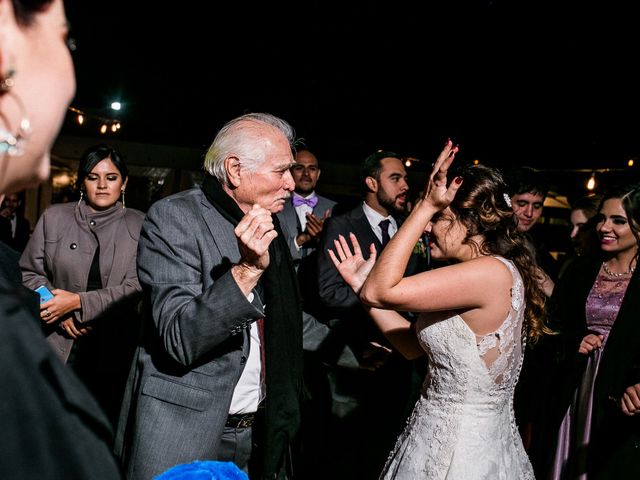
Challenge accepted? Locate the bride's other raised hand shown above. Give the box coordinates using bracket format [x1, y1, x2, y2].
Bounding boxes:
[328, 233, 377, 295]
[420, 139, 462, 212]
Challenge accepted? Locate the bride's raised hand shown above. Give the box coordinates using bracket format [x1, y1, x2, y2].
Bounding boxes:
[421, 139, 463, 211]
[328, 233, 377, 295]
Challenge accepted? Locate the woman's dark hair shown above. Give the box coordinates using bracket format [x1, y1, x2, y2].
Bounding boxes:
[12, 0, 53, 26]
[572, 194, 602, 220]
[447, 164, 550, 343]
[504, 166, 549, 198]
[76, 144, 128, 190]
[571, 194, 603, 257]
[598, 184, 640, 266]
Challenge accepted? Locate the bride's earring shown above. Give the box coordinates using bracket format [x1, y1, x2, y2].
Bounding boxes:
[121, 189, 125, 208]
[77, 190, 84, 206]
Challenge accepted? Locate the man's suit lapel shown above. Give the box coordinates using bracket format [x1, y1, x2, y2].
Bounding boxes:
[313, 196, 332, 218]
[349, 206, 425, 274]
[350, 205, 383, 257]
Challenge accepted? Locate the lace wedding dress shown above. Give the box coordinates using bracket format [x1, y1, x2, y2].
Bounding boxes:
[381, 257, 534, 479]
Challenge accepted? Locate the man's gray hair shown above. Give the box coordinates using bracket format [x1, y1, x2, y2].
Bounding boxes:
[204, 113, 295, 185]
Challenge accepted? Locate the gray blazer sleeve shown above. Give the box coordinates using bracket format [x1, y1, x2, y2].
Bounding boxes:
[137, 196, 264, 367]
[19, 210, 54, 292]
[317, 214, 361, 310]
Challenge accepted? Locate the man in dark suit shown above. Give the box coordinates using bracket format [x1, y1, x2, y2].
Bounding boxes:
[115, 113, 303, 480]
[317, 151, 427, 479]
[0, 192, 31, 252]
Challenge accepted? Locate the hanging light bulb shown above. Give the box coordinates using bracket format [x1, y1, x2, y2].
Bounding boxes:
[100, 124, 108, 134]
[473, 159, 480, 165]
[404, 159, 412, 167]
[586, 173, 596, 191]
[628, 159, 635, 167]
[111, 123, 118, 132]
[77, 114, 84, 125]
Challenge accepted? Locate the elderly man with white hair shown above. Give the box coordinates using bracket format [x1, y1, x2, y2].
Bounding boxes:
[115, 113, 303, 480]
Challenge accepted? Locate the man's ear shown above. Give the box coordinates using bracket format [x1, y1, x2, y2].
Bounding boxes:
[225, 156, 242, 188]
[365, 176, 378, 193]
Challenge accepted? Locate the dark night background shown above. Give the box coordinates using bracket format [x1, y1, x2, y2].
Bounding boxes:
[62, 1, 640, 175]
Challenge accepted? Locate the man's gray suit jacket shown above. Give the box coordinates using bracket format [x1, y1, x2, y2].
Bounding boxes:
[115, 187, 265, 480]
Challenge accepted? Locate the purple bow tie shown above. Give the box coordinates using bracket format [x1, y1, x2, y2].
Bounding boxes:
[292, 195, 318, 208]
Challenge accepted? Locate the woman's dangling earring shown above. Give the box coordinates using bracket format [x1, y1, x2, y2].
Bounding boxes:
[0, 69, 31, 157]
[77, 190, 84, 206]
[121, 189, 126, 208]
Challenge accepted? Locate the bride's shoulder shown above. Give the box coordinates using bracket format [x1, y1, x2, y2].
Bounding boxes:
[464, 255, 514, 281]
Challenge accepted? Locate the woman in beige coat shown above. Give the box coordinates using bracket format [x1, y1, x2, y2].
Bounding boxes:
[20, 143, 145, 429]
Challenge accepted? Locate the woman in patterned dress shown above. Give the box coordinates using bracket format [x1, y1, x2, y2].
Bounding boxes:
[548, 184, 640, 479]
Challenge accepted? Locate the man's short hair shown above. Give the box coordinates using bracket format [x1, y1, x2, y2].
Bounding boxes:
[504, 166, 549, 198]
[359, 150, 401, 185]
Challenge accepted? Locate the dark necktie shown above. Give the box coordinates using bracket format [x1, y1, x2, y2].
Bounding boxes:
[379, 219, 391, 248]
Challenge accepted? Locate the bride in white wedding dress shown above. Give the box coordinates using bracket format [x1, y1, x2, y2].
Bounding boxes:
[329, 141, 550, 479]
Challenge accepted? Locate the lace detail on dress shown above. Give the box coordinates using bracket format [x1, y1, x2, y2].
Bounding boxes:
[476, 257, 525, 387]
[380, 256, 533, 480]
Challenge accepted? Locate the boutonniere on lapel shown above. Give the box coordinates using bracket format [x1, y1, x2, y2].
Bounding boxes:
[413, 237, 427, 258]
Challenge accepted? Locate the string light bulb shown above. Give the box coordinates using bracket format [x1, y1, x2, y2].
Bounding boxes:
[586, 172, 596, 191]
[68, 106, 122, 135]
[628, 159, 635, 167]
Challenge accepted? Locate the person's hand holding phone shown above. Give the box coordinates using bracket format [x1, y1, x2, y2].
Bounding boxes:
[35, 285, 81, 326]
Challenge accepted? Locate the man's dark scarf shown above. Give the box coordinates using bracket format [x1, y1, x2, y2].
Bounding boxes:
[202, 175, 303, 477]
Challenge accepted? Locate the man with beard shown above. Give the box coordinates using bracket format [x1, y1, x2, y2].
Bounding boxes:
[316, 151, 426, 479]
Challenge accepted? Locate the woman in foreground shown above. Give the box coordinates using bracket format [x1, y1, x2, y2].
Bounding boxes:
[329, 141, 548, 479]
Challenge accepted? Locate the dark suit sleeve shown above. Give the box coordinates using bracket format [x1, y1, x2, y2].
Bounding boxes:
[317, 215, 361, 311]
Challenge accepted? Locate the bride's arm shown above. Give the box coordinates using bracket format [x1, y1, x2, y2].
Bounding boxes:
[328, 233, 424, 359]
[367, 307, 425, 359]
[361, 140, 461, 310]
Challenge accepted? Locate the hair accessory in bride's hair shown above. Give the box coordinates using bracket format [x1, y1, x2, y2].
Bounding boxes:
[503, 193, 512, 208]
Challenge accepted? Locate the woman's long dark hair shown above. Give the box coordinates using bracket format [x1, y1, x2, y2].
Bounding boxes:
[448, 164, 550, 343]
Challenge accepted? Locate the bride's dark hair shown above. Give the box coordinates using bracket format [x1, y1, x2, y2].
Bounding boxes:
[447, 164, 550, 343]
